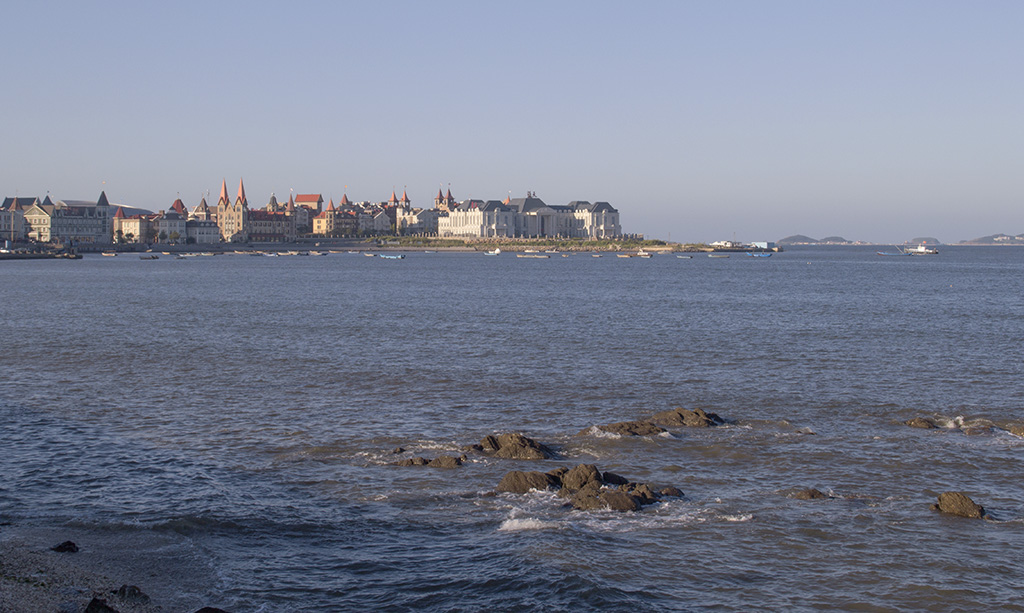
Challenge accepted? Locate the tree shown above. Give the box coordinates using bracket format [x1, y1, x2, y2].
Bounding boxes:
[169, 231, 181, 243]
[125, 232, 135, 243]
[145, 228, 158, 243]
[115, 229, 125, 244]
[159, 231, 168, 243]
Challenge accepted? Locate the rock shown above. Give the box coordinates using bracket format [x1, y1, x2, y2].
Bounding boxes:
[427, 455, 463, 468]
[85, 598, 120, 613]
[932, 491, 986, 519]
[394, 457, 430, 466]
[905, 417, 939, 429]
[564, 481, 603, 502]
[569, 489, 605, 510]
[585, 420, 666, 436]
[792, 488, 830, 500]
[391, 447, 405, 454]
[561, 464, 602, 491]
[487, 433, 554, 459]
[546, 467, 569, 483]
[659, 486, 683, 498]
[619, 482, 659, 505]
[496, 470, 559, 494]
[194, 608, 231, 613]
[50, 540, 78, 553]
[114, 585, 150, 604]
[602, 471, 629, 486]
[600, 491, 642, 512]
[651, 407, 724, 427]
[1005, 424, 1024, 437]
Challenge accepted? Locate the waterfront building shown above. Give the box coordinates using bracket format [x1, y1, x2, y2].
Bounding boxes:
[436, 194, 620, 239]
[248, 208, 297, 242]
[112, 206, 150, 243]
[191, 196, 215, 222]
[434, 187, 457, 212]
[186, 218, 220, 244]
[217, 179, 249, 242]
[22, 192, 113, 244]
[154, 201, 188, 241]
[1, 197, 30, 242]
[294, 194, 324, 213]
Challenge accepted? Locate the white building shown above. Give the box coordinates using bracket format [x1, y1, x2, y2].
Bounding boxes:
[437, 195, 621, 239]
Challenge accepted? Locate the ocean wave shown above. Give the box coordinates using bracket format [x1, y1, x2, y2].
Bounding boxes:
[498, 517, 561, 531]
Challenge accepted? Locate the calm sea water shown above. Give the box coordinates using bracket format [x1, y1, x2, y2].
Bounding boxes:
[2, 246, 1023, 611]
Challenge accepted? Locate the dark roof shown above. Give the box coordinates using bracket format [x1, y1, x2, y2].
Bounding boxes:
[3, 197, 39, 210]
[97, 191, 110, 207]
[506, 196, 550, 213]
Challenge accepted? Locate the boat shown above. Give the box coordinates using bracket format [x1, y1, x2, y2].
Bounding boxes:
[676, 255, 693, 259]
[905, 244, 939, 255]
[517, 254, 549, 259]
[524, 249, 539, 253]
[708, 254, 730, 258]
[380, 254, 405, 259]
[484, 248, 501, 256]
[545, 250, 559, 254]
[561, 254, 570, 257]
[139, 255, 159, 260]
[364, 252, 377, 257]
[592, 254, 603, 258]
[101, 252, 117, 257]
[637, 249, 653, 259]
[746, 252, 773, 258]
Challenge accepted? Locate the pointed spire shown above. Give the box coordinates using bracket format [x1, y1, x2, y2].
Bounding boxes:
[445, 188, 454, 203]
[401, 189, 410, 204]
[171, 198, 187, 215]
[97, 191, 109, 207]
[218, 179, 230, 206]
[389, 190, 398, 204]
[114, 206, 126, 219]
[236, 178, 247, 206]
[286, 194, 295, 212]
[340, 194, 350, 206]
[326, 199, 335, 212]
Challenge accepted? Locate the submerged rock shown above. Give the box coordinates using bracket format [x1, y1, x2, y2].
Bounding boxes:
[114, 585, 151, 604]
[932, 491, 986, 519]
[50, 540, 78, 553]
[394, 456, 430, 466]
[394, 455, 464, 468]
[792, 488, 830, 500]
[905, 417, 939, 429]
[85, 598, 120, 613]
[650, 407, 724, 427]
[583, 420, 666, 437]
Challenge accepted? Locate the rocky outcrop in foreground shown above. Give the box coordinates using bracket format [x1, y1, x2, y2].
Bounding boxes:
[497, 463, 682, 512]
[394, 455, 466, 468]
[580, 420, 666, 437]
[931, 492, 986, 519]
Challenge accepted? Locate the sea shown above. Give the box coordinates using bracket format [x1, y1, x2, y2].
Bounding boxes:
[1, 246, 1023, 612]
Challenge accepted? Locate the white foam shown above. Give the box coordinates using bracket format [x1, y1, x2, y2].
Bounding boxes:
[583, 426, 621, 439]
[498, 517, 561, 532]
[720, 513, 753, 522]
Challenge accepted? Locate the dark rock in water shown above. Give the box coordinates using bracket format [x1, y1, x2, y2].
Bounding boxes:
[476, 433, 554, 459]
[85, 598, 120, 613]
[650, 407, 724, 427]
[546, 467, 569, 482]
[114, 585, 150, 604]
[391, 447, 405, 454]
[497, 470, 559, 494]
[619, 483, 659, 505]
[194, 608, 232, 613]
[584, 420, 666, 436]
[51, 540, 78, 553]
[602, 471, 629, 486]
[792, 488, 830, 500]
[600, 491, 642, 512]
[561, 464, 602, 490]
[398, 457, 426, 467]
[905, 417, 939, 429]
[427, 455, 463, 468]
[932, 491, 986, 519]
[659, 486, 683, 498]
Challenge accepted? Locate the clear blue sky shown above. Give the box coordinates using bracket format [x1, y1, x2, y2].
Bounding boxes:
[2, 1, 1021, 243]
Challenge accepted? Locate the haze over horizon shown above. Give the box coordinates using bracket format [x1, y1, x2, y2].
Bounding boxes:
[2, 1, 1021, 244]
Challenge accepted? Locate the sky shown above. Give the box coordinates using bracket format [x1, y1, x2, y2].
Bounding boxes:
[2, 1, 1022, 243]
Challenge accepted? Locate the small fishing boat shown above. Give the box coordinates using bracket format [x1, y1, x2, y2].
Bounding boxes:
[905, 244, 939, 255]
[676, 255, 693, 259]
[746, 252, 773, 258]
[484, 248, 501, 256]
[592, 254, 603, 258]
[517, 254, 549, 259]
[364, 252, 377, 257]
[708, 254, 730, 258]
[380, 254, 405, 259]
[616, 254, 633, 258]
[101, 252, 117, 257]
[139, 255, 159, 260]
[637, 249, 653, 259]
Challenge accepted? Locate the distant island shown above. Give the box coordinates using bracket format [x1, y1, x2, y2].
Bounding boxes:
[959, 233, 1024, 245]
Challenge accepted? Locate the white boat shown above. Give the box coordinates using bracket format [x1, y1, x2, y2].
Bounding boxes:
[517, 254, 549, 259]
[905, 244, 939, 255]
[380, 254, 405, 259]
[676, 255, 693, 259]
[637, 249, 653, 258]
[592, 254, 603, 258]
[484, 248, 501, 256]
